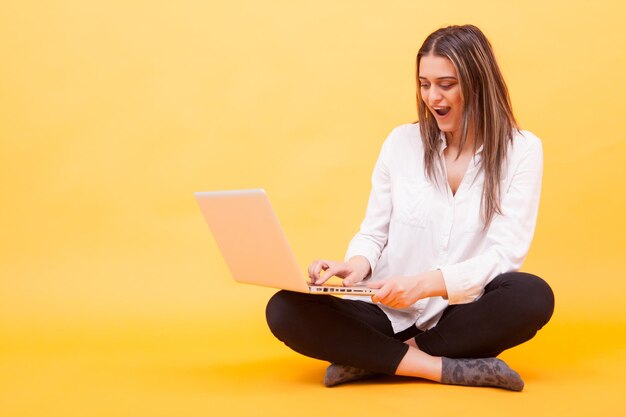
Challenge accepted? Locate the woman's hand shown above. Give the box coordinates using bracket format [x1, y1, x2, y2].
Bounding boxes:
[367, 270, 448, 308]
[307, 256, 370, 286]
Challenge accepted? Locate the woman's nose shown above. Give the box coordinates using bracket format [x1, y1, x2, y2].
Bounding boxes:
[428, 86, 443, 104]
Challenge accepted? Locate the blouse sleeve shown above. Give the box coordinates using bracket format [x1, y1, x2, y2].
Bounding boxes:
[439, 135, 544, 304]
[343, 129, 395, 275]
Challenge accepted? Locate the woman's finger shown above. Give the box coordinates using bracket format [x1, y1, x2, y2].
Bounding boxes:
[343, 270, 359, 286]
[309, 259, 320, 284]
[381, 293, 398, 307]
[317, 266, 338, 285]
[307, 261, 315, 283]
[378, 281, 403, 306]
[307, 260, 317, 280]
[372, 282, 391, 303]
[311, 260, 328, 283]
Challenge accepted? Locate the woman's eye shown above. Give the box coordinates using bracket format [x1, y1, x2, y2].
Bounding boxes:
[440, 84, 454, 89]
[420, 84, 429, 88]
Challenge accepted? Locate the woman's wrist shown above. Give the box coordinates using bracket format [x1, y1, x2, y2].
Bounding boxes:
[347, 256, 372, 281]
[417, 269, 448, 299]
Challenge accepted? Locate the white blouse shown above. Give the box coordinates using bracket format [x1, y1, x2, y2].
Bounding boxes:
[343, 123, 543, 333]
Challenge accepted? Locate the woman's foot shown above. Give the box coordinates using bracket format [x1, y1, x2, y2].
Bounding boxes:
[324, 357, 524, 391]
[323, 363, 377, 387]
[441, 357, 524, 391]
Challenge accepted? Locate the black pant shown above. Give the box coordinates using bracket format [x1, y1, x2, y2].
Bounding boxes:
[265, 272, 554, 375]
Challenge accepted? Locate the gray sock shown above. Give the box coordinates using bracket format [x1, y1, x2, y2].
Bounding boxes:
[441, 357, 524, 391]
[323, 363, 377, 387]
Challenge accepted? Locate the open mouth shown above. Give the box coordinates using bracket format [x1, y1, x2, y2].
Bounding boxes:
[433, 107, 451, 116]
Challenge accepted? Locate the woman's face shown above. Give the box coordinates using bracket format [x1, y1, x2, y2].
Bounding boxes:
[418, 53, 464, 141]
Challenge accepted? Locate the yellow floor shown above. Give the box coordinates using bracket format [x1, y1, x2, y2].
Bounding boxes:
[2, 318, 625, 417]
[2, 252, 625, 417]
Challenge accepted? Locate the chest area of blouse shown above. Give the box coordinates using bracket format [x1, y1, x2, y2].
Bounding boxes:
[388, 143, 489, 232]
[443, 148, 474, 196]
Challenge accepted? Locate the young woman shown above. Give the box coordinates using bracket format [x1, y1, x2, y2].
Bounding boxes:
[265, 24, 554, 391]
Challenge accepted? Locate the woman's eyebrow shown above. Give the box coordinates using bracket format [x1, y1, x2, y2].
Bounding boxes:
[418, 76, 458, 80]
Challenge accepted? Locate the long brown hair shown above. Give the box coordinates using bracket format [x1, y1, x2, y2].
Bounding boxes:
[416, 25, 519, 228]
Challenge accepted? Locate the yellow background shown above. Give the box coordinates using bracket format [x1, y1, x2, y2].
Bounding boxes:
[1, 1, 625, 416]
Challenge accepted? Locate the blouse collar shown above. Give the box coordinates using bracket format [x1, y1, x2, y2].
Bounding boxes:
[438, 131, 484, 166]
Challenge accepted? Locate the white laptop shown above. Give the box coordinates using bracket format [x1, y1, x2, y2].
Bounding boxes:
[195, 189, 377, 296]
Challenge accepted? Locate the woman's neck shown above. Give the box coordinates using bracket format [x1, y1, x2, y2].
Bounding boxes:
[445, 132, 473, 152]
[445, 124, 479, 153]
